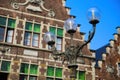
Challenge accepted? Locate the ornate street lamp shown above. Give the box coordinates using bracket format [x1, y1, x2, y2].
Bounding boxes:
[44, 7, 100, 79]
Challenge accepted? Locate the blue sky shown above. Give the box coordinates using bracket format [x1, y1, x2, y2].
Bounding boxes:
[66, 0, 120, 50]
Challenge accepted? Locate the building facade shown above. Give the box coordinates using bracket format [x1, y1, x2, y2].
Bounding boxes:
[96, 27, 120, 80]
[0, 0, 95, 80]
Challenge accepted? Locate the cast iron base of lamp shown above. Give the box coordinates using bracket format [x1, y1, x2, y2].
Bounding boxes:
[68, 64, 78, 79]
[67, 29, 76, 34]
[47, 41, 55, 47]
[89, 19, 99, 25]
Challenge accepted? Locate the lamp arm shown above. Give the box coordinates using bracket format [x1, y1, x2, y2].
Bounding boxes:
[51, 46, 65, 60]
[76, 25, 96, 55]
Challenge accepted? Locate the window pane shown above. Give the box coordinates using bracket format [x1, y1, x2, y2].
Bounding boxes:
[20, 75, 28, 80]
[1, 61, 11, 71]
[78, 71, 85, 80]
[8, 18, 16, 28]
[25, 22, 32, 31]
[55, 68, 62, 77]
[55, 78, 62, 80]
[30, 64, 38, 75]
[0, 27, 5, 41]
[32, 34, 39, 47]
[24, 32, 31, 45]
[118, 63, 120, 67]
[46, 77, 54, 80]
[29, 76, 37, 80]
[0, 16, 6, 26]
[47, 66, 54, 76]
[57, 38, 62, 44]
[34, 24, 40, 32]
[56, 38, 62, 51]
[56, 45, 61, 51]
[50, 27, 56, 34]
[20, 63, 29, 74]
[57, 29, 63, 37]
[6, 29, 14, 43]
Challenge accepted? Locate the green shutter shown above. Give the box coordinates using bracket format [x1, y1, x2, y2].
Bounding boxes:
[30, 64, 38, 75]
[1, 61, 11, 71]
[78, 71, 85, 80]
[47, 66, 54, 76]
[20, 63, 29, 74]
[0, 16, 6, 26]
[55, 68, 62, 77]
[34, 24, 40, 32]
[8, 18, 16, 28]
[25, 22, 32, 31]
[57, 28, 63, 37]
[50, 27, 56, 34]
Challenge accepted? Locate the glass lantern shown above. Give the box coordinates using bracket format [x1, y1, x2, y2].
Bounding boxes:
[87, 7, 100, 24]
[43, 32, 56, 46]
[64, 18, 77, 34]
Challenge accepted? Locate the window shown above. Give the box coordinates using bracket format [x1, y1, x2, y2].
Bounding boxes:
[6, 18, 16, 43]
[0, 16, 16, 43]
[50, 27, 56, 34]
[56, 37, 62, 51]
[24, 22, 41, 47]
[8, 18, 16, 28]
[29, 76, 37, 80]
[6, 29, 14, 43]
[30, 64, 38, 75]
[46, 66, 62, 80]
[77, 71, 85, 80]
[19, 75, 28, 80]
[32, 33, 39, 47]
[118, 63, 120, 76]
[0, 16, 6, 26]
[24, 32, 31, 46]
[20, 63, 29, 74]
[57, 28, 63, 37]
[0, 27, 5, 41]
[20, 63, 38, 80]
[49, 27, 63, 51]
[1, 60, 11, 72]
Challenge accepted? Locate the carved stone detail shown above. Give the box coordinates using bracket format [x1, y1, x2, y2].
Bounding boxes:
[11, 0, 49, 12]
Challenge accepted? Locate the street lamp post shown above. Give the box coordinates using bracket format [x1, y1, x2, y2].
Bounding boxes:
[44, 7, 100, 79]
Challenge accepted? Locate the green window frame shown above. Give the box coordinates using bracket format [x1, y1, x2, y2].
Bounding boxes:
[25, 22, 33, 31]
[0, 16, 6, 26]
[20, 63, 29, 74]
[57, 28, 63, 37]
[77, 71, 85, 80]
[50, 27, 56, 34]
[34, 23, 40, 33]
[8, 18, 16, 28]
[30, 64, 38, 75]
[1, 61, 11, 72]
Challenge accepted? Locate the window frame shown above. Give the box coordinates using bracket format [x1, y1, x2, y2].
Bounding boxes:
[20, 63, 38, 80]
[46, 66, 63, 80]
[49, 26, 63, 51]
[0, 60, 11, 72]
[24, 21, 41, 47]
[0, 16, 16, 43]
